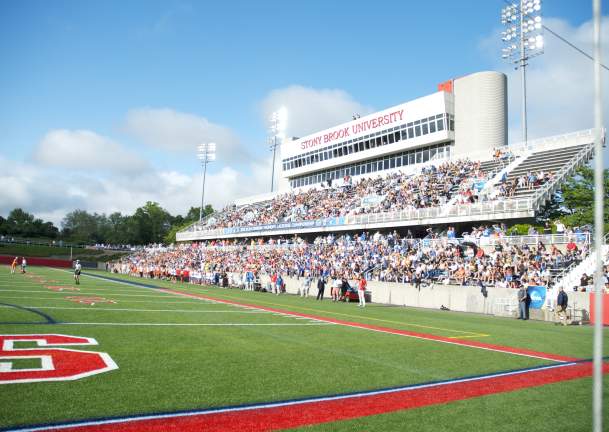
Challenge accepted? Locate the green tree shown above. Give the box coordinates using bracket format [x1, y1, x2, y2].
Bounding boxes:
[130, 202, 173, 244]
[5, 208, 35, 235]
[540, 165, 609, 232]
[185, 205, 214, 222]
[61, 210, 106, 243]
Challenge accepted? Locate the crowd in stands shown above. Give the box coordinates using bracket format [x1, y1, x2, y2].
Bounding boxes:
[112, 225, 595, 292]
[205, 160, 495, 230]
[493, 170, 556, 199]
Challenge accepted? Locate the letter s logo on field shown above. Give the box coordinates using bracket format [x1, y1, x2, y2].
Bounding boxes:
[0, 334, 118, 384]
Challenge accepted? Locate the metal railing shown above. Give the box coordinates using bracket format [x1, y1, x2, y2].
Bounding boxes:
[177, 128, 598, 241]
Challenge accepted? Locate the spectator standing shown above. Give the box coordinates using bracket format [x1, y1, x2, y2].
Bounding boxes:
[556, 287, 568, 326]
[316, 277, 326, 300]
[358, 274, 367, 308]
[331, 277, 341, 302]
[275, 274, 283, 295]
[517, 284, 528, 320]
[301, 273, 311, 297]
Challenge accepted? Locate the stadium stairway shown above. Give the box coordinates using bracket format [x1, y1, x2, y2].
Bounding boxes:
[502, 143, 592, 199]
[554, 241, 609, 292]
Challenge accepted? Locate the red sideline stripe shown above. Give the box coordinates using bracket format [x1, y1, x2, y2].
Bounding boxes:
[51, 362, 608, 432]
[160, 288, 579, 363]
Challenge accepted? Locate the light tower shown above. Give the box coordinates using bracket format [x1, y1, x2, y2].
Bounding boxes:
[501, 0, 544, 146]
[268, 107, 287, 192]
[197, 142, 216, 222]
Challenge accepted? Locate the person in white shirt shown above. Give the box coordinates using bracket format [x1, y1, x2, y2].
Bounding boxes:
[74, 260, 82, 285]
[301, 273, 312, 298]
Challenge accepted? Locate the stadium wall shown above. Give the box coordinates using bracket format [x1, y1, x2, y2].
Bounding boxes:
[0, 255, 72, 268]
[246, 273, 590, 323]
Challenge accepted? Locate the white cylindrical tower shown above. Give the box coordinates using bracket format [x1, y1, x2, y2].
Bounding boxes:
[453, 71, 507, 157]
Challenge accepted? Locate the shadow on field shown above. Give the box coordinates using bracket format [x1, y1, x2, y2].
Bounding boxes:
[0, 302, 57, 325]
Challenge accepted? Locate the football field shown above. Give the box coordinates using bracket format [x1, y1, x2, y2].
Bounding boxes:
[0, 267, 607, 431]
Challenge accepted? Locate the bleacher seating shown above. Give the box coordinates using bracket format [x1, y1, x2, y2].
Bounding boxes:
[178, 129, 596, 242]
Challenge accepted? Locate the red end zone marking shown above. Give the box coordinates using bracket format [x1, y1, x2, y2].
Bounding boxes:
[29, 361, 609, 432]
[158, 289, 578, 363]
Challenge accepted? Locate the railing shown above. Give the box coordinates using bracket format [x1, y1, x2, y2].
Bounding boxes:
[188, 233, 590, 254]
[177, 128, 598, 241]
[176, 197, 538, 240]
[531, 140, 595, 207]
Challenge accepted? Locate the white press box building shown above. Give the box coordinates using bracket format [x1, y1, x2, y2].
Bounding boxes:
[280, 71, 507, 190]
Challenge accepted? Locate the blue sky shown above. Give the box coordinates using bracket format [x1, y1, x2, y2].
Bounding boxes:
[0, 1, 605, 223]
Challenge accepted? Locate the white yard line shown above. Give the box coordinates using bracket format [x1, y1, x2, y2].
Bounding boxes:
[0, 305, 270, 314]
[56, 322, 334, 327]
[0, 290, 184, 298]
[0, 296, 212, 304]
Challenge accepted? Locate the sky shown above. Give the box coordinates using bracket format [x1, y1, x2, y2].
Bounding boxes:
[0, 0, 607, 225]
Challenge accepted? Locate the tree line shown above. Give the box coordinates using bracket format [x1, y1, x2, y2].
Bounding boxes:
[0, 202, 214, 246]
[1, 166, 606, 246]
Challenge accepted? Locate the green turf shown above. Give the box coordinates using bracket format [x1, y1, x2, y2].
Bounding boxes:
[0, 267, 607, 431]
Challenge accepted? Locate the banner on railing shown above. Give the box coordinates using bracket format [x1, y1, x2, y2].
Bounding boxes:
[222, 217, 346, 235]
[361, 195, 385, 208]
[527, 285, 547, 309]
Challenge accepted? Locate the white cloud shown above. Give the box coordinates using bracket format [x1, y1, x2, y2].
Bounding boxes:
[260, 85, 374, 140]
[123, 108, 249, 163]
[33, 129, 148, 173]
[481, 15, 609, 166]
[0, 155, 272, 226]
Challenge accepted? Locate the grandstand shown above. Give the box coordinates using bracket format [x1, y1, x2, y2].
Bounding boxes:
[177, 73, 597, 242]
[125, 70, 609, 330]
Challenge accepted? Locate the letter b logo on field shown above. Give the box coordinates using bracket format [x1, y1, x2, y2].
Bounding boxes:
[0, 334, 118, 384]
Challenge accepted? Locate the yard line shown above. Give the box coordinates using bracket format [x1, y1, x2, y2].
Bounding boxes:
[0, 305, 270, 314]
[0, 290, 186, 298]
[161, 288, 578, 364]
[0, 296, 216, 304]
[41, 272, 568, 363]
[55, 322, 334, 326]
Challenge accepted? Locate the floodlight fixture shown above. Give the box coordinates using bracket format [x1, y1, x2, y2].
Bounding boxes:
[500, 0, 544, 146]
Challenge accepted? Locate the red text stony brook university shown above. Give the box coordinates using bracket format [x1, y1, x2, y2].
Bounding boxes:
[300, 109, 405, 150]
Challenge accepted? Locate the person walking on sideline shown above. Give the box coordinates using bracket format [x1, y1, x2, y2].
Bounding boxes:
[358, 274, 367, 308]
[74, 260, 82, 285]
[316, 277, 326, 300]
[10, 257, 18, 274]
[556, 286, 569, 326]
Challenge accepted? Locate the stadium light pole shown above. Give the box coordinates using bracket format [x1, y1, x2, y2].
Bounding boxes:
[592, 2, 604, 431]
[197, 143, 216, 222]
[501, 0, 544, 147]
[269, 107, 287, 193]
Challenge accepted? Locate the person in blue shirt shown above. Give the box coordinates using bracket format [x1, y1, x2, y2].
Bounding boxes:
[275, 274, 284, 295]
[556, 287, 569, 326]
